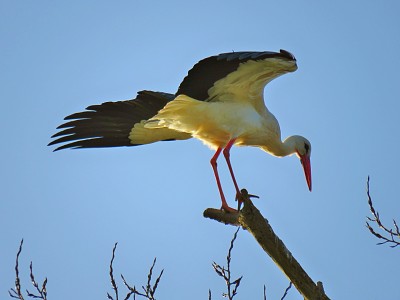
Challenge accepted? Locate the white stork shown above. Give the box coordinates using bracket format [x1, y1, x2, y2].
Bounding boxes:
[49, 50, 312, 212]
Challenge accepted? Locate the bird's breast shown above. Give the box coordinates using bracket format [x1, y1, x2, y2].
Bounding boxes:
[146, 95, 281, 150]
[191, 101, 279, 149]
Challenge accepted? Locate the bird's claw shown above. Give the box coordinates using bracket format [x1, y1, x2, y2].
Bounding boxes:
[221, 204, 238, 213]
[220, 189, 260, 212]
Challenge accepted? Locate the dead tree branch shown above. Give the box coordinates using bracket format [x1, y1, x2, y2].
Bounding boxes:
[107, 243, 163, 300]
[366, 176, 400, 248]
[211, 227, 242, 300]
[26, 262, 48, 300]
[204, 189, 330, 300]
[280, 282, 293, 300]
[9, 239, 24, 300]
[9, 240, 48, 300]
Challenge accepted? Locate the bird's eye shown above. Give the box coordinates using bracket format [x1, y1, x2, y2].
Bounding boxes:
[304, 143, 310, 153]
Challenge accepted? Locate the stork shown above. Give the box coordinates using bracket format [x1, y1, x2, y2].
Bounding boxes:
[49, 50, 312, 212]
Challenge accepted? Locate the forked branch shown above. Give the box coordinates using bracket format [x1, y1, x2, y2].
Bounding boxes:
[203, 190, 330, 300]
[211, 228, 242, 300]
[366, 176, 400, 248]
[107, 243, 163, 300]
[9, 240, 48, 300]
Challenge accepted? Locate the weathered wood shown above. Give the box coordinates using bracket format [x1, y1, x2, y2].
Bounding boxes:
[203, 191, 330, 300]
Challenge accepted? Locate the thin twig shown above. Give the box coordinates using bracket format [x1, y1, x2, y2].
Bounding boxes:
[26, 262, 47, 300]
[108, 243, 163, 300]
[121, 274, 143, 300]
[9, 239, 24, 300]
[280, 282, 292, 300]
[142, 258, 164, 300]
[366, 176, 400, 248]
[9, 240, 48, 300]
[211, 227, 242, 300]
[108, 243, 119, 300]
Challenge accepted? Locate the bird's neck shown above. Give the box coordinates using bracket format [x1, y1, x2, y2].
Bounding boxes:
[260, 136, 297, 157]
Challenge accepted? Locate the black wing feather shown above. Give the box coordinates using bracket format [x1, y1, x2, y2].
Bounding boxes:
[176, 50, 295, 101]
[49, 91, 174, 151]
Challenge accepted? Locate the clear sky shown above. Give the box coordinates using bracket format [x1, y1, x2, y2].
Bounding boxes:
[1, 1, 400, 299]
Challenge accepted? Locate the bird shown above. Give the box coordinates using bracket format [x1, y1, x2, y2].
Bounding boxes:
[49, 49, 312, 212]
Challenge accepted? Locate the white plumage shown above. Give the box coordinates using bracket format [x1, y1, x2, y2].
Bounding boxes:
[49, 50, 312, 212]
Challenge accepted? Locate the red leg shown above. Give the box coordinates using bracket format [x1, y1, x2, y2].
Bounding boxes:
[223, 139, 242, 200]
[210, 147, 236, 212]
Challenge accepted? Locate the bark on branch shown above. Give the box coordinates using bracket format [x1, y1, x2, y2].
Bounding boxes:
[203, 190, 330, 300]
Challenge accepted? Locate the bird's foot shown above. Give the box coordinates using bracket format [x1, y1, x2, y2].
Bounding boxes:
[221, 203, 239, 213]
[220, 189, 259, 212]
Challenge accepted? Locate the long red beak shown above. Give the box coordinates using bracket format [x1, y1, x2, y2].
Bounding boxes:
[300, 154, 312, 191]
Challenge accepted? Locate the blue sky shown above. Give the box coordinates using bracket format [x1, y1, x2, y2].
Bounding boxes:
[1, 1, 400, 299]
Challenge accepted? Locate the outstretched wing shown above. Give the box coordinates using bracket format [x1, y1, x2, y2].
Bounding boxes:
[176, 50, 297, 112]
[49, 50, 297, 151]
[49, 91, 190, 151]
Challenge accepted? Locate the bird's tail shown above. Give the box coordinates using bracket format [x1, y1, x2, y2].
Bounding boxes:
[48, 90, 191, 151]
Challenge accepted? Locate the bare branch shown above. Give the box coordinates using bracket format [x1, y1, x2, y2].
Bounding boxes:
[142, 258, 164, 300]
[107, 243, 163, 300]
[204, 189, 330, 300]
[26, 262, 47, 300]
[280, 282, 292, 300]
[211, 227, 242, 300]
[9, 239, 24, 300]
[263, 285, 266, 300]
[203, 209, 240, 226]
[9, 240, 48, 300]
[366, 176, 400, 248]
[108, 242, 119, 300]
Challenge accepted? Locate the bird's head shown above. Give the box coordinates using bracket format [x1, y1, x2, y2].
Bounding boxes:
[284, 135, 312, 191]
